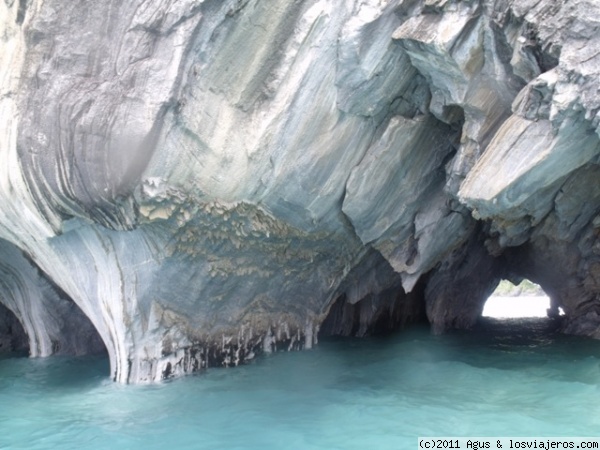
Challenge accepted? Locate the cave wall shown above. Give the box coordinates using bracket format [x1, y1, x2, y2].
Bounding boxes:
[0, 303, 28, 354]
[1, 0, 600, 382]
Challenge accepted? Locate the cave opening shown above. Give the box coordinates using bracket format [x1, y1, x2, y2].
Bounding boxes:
[0, 239, 108, 360]
[0, 302, 29, 356]
[482, 279, 557, 320]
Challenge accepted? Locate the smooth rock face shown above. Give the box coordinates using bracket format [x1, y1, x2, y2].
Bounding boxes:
[2, 0, 600, 383]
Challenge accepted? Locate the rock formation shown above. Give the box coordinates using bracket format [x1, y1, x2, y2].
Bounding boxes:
[1, 0, 600, 382]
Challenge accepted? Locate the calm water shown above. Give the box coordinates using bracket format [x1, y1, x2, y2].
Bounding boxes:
[2, 319, 600, 450]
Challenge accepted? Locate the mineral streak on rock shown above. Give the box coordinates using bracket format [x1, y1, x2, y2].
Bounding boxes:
[2, 0, 600, 382]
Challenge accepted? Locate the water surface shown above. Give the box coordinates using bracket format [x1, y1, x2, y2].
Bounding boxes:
[2, 319, 600, 450]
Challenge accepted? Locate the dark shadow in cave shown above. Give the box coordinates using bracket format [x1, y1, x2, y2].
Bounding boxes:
[0, 302, 28, 356]
[35, 271, 108, 357]
[319, 279, 428, 339]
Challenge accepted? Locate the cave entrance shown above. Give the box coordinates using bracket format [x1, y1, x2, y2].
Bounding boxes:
[482, 279, 557, 319]
[0, 302, 28, 355]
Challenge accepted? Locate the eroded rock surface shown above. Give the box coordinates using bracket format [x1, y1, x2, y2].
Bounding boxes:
[2, 0, 600, 382]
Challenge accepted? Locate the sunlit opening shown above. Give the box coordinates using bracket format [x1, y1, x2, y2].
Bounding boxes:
[482, 279, 560, 319]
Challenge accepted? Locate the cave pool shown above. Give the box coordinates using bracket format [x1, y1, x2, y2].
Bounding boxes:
[2, 317, 600, 449]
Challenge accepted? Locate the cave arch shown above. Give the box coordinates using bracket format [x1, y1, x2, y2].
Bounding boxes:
[0, 239, 107, 358]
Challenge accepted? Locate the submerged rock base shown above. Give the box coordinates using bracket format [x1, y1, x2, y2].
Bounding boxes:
[126, 321, 320, 382]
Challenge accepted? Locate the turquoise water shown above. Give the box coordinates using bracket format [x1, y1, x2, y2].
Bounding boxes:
[2, 319, 600, 450]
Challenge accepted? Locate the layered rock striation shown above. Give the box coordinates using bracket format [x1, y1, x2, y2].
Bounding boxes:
[1, 0, 600, 382]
